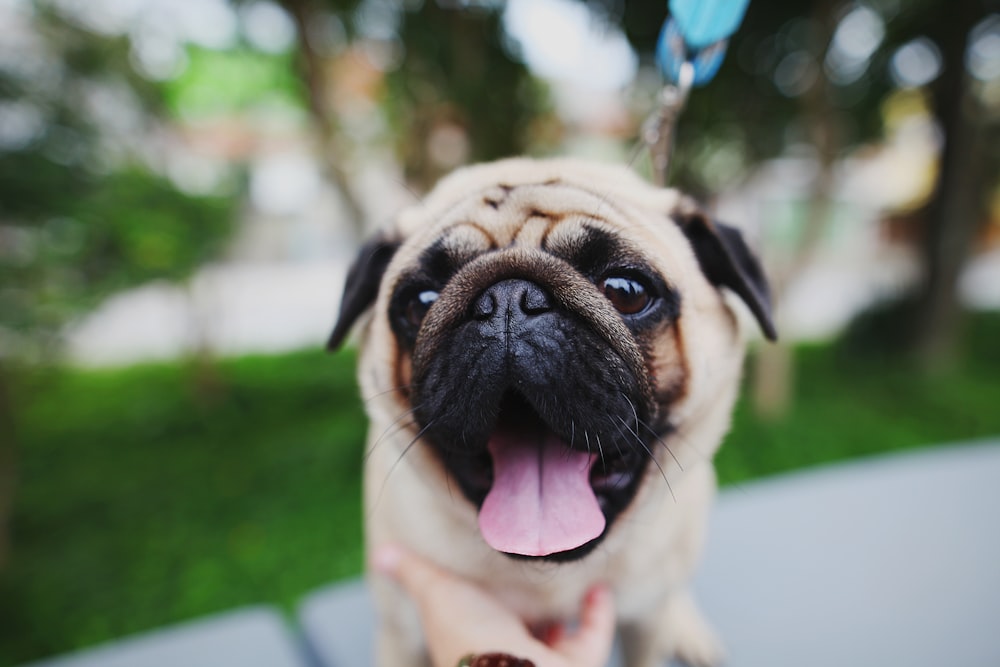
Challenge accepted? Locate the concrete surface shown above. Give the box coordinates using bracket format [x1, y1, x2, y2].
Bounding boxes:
[19, 606, 308, 667]
[20, 441, 1000, 666]
[692, 440, 1000, 666]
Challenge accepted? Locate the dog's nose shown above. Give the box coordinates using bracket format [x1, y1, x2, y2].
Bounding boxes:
[473, 279, 553, 323]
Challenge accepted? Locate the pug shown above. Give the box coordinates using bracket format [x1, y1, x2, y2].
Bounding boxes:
[327, 158, 775, 667]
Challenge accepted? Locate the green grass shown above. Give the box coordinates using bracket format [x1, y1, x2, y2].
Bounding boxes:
[2, 314, 999, 666]
[717, 340, 1000, 483]
[2, 350, 366, 666]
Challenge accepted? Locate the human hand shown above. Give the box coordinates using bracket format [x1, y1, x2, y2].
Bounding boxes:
[372, 543, 616, 667]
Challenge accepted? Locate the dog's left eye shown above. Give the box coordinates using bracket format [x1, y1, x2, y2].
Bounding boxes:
[405, 289, 439, 329]
[600, 276, 650, 315]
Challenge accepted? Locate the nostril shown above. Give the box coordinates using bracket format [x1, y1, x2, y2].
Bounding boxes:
[521, 284, 552, 314]
[473, 292, 497, 320]
[473, 279, 552, 323]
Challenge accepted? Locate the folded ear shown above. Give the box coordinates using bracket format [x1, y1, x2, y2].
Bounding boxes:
[676, 212, 778, 341]
[326, 232, 401, 350]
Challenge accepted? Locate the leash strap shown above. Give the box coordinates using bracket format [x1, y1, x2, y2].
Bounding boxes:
[668, 0, 752, 50]
[644, 0, 751, 185]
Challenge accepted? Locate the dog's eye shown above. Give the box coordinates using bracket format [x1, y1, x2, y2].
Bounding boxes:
[405, 289, 439, 329]
[600, 276, 650, 315]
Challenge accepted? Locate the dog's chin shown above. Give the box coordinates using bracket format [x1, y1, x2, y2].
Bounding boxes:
[429, 390, 652, 562]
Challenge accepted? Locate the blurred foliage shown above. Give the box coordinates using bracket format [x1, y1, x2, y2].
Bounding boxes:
[2, 315, 1000, 665]
[2, 169, 233, 342]
[0, 0, 239, 579]
[719, 313, 1000, 483]
[606, 0, 998, 367]
[163, 46, 303, 119]
[609, 0, 997, 193]
[4, 0, 995, 353]
[385, 2, 551, 189]
[1, 348, 365, 666]
[0, 5, 237, 351]
[270, 0, 551, 204]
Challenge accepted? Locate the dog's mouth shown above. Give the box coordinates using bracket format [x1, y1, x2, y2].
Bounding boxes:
[444, 390, 648, 559]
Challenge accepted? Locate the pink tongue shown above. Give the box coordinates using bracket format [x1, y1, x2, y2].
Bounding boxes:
[479, 432, 605, 557]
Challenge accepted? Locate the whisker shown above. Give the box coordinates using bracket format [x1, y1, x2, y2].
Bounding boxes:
[604, 420, 637, 491]
[609, 427, 626, 463]
[636, 418, 683, 472]
[669, 425, 752, 493]
[669, 422, 712, 464]
[593, 429, 606, 472]
[363, 418, 418, 464]
[362, 383, 415, 406]
[367, 419, 435, 517]
[615, 415, 675, 502]
[594, 433, 608, 467]
[622, 393, 640, 429]
[363, 403, 422, 464]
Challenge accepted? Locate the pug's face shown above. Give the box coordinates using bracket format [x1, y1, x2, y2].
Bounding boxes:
[329, 159, 775, 562]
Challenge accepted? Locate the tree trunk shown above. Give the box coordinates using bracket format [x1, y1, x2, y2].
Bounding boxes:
[752, 0, 840, 419]
[281, 0, 368, 241]
[908, 5, 987, 370]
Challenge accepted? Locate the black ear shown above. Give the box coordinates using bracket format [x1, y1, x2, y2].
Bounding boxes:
[677, 213, 778, 341]
[326, 233, 401, 350]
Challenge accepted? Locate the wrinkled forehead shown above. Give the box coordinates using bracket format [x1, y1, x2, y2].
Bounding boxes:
[393, 179, 690, 277]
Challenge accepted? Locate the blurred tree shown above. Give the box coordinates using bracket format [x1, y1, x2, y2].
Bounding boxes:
[270, 0, 996, 398]
[0, 3, 236, 567]
[276, 0, 368, 238]
[271, 0, 548, 222]
[900, 2, 997, 369]
[604, 0, 999, 374]
[385, 1, 548, 190]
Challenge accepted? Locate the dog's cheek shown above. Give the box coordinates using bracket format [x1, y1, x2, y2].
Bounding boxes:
[393, 346, 414, 403]
[646, 320, 690, 424]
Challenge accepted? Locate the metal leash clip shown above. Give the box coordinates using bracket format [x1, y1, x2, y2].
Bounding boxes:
[642, 60, 694, 187]
[641, 0, 751, 186]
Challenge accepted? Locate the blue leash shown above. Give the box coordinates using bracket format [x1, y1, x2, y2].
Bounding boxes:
[643, 0, 751, 185]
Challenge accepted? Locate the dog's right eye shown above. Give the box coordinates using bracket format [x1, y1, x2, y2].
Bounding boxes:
[404, 289, 439, 329]
[600, 275, 650, 315]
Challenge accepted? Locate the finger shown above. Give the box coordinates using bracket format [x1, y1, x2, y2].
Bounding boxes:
[539, 622, 565, 646]
[551, 585, 616, 664]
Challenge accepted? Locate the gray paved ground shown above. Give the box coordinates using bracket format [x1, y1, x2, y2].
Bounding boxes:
[21, 440, 1000, 667]
[692, 440, 1000, 666]
[19, 607, 307, 667]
